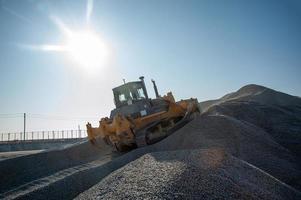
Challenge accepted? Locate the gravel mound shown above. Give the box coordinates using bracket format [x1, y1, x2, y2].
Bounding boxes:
[152, 115, 301, 190]
[76, 149, 301, 200]
[0, 139, 114, 194]
[199, 84, 301, 111]
[231, 84, 301, 106]
[197, 84, 301, 189]
[205, 101, 301, 157]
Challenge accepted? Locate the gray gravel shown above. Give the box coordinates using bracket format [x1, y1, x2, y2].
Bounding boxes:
[205, 101, 301, 157]
[75, 149, 301, 200]
[0, 139, 115, 194]
[199, 84, 301, 112]
[200, 84, 301, 157]
[0, 150, 44, 161]
[152, 114, 301, 190]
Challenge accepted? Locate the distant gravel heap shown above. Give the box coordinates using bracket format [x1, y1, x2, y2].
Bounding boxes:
[200, 84, 301, 111]
[200, 84, 301, 158]
[76, 149, 300, 200]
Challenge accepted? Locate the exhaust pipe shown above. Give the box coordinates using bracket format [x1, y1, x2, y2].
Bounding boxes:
[151, 79, 160, 98]
[139, 76, 149, 99]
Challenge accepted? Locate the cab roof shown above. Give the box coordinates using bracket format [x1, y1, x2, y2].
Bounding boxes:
[112, 81, 142, 92]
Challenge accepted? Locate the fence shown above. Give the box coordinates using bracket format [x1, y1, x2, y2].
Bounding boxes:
[0, 129, 88, 142]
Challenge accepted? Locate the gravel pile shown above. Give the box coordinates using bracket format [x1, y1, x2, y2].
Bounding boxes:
[0, 139, 114, 194]
[205, 101, 301, 157]
[152, 115, 301, 190]
[76, 149, 301, 200]
[200, 84, 301, 158]
[199, 84, 301, 112]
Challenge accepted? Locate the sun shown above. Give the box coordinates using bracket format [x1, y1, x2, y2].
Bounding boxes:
[63, 30, 109, 70]
[22, 0, 112, 72]
[33, 27, 110, 71]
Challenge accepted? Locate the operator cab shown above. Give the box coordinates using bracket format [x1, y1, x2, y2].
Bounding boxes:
[110, 76, 165, 119]
[113, 81, 148, 108]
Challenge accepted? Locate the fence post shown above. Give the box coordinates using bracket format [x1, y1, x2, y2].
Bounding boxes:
[32, 132, 34, 140]
[42, 131, 44, 140]
[8, 133, 10, 141]
[23, 113, 26, 141]
[62, 130, 64, 139]
[71, 130, 73, 138]
[1, 133, 3, 141]
[20, 132, 22, 141]
[52, 131, 55, 139]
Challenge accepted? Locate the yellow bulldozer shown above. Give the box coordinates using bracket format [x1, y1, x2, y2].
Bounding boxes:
[86, 76, 200, 152]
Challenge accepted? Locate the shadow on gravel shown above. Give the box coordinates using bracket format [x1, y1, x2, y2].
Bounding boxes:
[152, 115, 301, 190]
[151, 149, 301, 200]
[75, 149, 301, 200]
[0, 139, 114, 194]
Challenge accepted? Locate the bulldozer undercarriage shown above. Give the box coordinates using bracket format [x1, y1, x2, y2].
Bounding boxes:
[92, 115, 197, 152]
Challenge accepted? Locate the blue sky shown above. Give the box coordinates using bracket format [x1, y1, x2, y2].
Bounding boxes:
[0, 0, 300, 132]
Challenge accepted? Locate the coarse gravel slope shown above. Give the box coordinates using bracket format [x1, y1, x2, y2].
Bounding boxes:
[76, 149, 301, 200]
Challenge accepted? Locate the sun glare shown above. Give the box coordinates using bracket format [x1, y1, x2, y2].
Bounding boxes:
[64, 30, 109, 69]
[24, 1, 111, 72]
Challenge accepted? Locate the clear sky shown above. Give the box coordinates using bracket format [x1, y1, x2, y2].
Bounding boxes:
[0, 0, 300, 132]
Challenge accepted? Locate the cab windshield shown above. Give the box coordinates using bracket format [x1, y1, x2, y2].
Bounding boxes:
[113, 82, 146, 107]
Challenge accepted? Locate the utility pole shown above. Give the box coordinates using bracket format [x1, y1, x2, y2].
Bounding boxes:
[24, 113, 26, 140]
[78, 125, 81, 138]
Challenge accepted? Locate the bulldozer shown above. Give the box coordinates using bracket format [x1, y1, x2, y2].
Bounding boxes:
[86, 76, 200, 152]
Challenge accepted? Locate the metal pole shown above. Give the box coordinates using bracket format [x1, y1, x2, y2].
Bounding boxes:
[24, 113, 26, 140]
[78, 125, 81, 138]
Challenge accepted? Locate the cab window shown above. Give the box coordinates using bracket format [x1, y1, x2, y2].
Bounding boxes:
[119, 94, 126, 102]
[137, 88, 146, 99]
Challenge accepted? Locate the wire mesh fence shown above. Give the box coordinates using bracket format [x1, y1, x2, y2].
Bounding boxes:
[0, 129, 88, 142]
